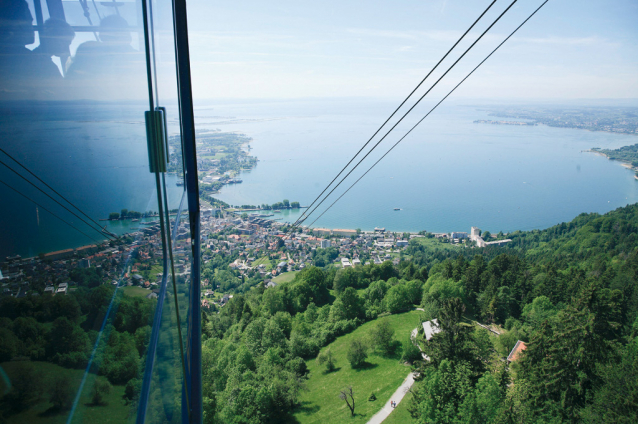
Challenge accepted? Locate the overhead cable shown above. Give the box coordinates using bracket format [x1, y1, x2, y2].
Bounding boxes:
[0, 158, 116, 239]
[0, 178, 102, 244]
[306, 0, 551, 228]
[290, 0, 499, 229]
[0, 148, 116, 238]
[291, 0, 519, 231]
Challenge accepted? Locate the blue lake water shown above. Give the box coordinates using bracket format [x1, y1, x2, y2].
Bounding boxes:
[1, 98, 637, 259]
[0, 102, 184, 259]
[199, 98, 638, 234]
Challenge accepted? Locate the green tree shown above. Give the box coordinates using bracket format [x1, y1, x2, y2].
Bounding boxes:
[401, 338, 422, 363]
[109, 212, 120, 220]
[409, 359, 473, 424]
[347, 338, 368, 368]
[385, 283, 411, 314]
[3, 361, 41, 412]
[316, 347, 337, 372]
[581, 337, 638, 424]
[456, 372, 505, 424]
[91, 379, 112, 405]
[121, 209, 128, 219]
[0, 327, 18, 361]
[370, 318, 396, 356]
[333, 267, 359, 292]
[49, 374, 74, 410]
[339, 287, 364, 320]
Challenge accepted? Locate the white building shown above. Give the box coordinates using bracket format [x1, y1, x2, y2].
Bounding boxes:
[340, 257, 352, 268]
[320, 239, 331, 249]
[422, 319, 441, 341]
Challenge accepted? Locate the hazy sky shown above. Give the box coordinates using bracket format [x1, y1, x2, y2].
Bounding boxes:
[184, 0, 638, 100]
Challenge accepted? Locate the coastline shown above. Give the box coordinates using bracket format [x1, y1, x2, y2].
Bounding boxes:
[584, 149, 638, 178]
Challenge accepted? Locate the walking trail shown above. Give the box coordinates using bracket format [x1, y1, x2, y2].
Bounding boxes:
[366, 372, 415, 424]
[367, 325, 423, 424]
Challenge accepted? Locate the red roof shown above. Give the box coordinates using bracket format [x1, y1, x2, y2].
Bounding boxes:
[507, 340, 527, 362]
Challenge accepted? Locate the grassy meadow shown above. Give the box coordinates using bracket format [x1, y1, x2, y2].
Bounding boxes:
[0, 361, 131, 424]
[293, 310, 422, 424]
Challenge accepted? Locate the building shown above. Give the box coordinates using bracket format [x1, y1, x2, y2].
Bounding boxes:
[320, 239, 331, 249]
[507, 340, 528, 362]
[340, 257, 352, 268]
[78, 258, 91, 269]
[450, 232, 468, 239]
[422, 319, 441, 341]
[314, 228, 331, 236]
[333, 229, 357, 237]
[396, 239, 408, 247]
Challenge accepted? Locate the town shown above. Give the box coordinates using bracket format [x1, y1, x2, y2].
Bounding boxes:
[1, 205, 510, 313]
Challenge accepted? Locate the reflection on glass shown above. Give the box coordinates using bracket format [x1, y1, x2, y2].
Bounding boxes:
[0, 0, 194, 422]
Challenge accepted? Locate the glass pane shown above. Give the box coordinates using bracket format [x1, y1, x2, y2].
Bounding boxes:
[0, 0, 170, 423]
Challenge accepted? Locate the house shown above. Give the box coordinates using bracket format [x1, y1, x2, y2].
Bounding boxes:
[507, 340, 527, 362]
[333, 229, 356, 237]
[396, 239, 408, 247]
[265, 281, 277, 289]
[340, 257, 352, 268]
[422, 319, 441, 341]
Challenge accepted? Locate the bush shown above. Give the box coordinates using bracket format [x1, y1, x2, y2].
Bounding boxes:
[401, 338, 422, 363]
[316, 347, 337, 372]
[91, 379, 112, 405]
[49, 374, 74, 410]
[370, 319, 397, 356]
[347, 338, 368, 368]
[124, 378, 141, 404]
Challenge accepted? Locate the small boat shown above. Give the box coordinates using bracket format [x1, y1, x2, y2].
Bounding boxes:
[394, 208, 401, 211]
[273, 210, 281, 213]
[132, 219, 139, 222]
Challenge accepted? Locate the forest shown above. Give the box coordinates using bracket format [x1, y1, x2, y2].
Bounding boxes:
[200, 203, 638, 424]
[0, 278, 155, 421]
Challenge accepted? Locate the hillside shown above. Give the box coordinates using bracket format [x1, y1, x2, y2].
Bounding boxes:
[200, 203, 638, 424]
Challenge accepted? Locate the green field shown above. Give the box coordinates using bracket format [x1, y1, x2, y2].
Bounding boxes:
[293, 310, 422, 424]
[0, 361, 130, 424]
[273, 271, 298, 284]
[251, 256, 272, 270]
[410, 236, 460, 251]
[201, 152, 228, 159]
[121, 286, 151, 298]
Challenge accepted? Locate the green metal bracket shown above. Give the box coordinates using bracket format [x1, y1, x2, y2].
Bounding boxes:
[145, 108, 169, 173]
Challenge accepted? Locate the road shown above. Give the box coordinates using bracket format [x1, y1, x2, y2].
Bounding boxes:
[366, 372, 415, 424]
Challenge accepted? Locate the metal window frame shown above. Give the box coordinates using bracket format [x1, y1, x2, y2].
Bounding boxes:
[135, 0, 201, 422]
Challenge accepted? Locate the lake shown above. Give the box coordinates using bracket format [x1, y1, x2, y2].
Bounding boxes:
[1, 98, 636, 259]
[198, 98, 638, 234]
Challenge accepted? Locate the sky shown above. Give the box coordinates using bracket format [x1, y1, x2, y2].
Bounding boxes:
[183, 0, 638, 100]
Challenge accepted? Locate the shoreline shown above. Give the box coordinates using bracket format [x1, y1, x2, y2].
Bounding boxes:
[584, 149, 638, 177]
